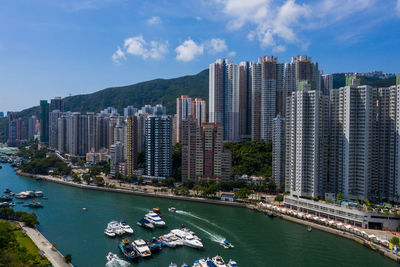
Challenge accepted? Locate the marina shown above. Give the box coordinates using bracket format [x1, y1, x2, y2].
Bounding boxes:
[0, 163, 398, 266]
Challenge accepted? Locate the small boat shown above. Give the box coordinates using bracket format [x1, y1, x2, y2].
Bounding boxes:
[9, 203, 15, 207]
[145, 239, 162, 253]
[17, 201, 24, 204]
[106, 252, 117, 261]
[0, 202, 10, 208]
[108, 221, 125, 236]
[104, 228, 116, 237]
[119, 221, 134, 234]
[267, 212, 275, 217]
[137, 218, 154, 229]
[119, 239, 139, 261]
[169, 263, 177, 267]
[153, 207, 160, 214]
[82, 208, 87, 211]
[132, 239, 151, 257]
[35, 177, 41, 181]
[0, 195, 12, 202]
[212, 255, 226, 267]
[368, 241, 377, 250]
[228, 259, 238, 267]
[181, 264, 190, 267]
[307, 226, 312, 232]
[42, 196, 48, 199]
[221, 240, 234, 249]
[34, 191, 43, 197]
[4, 189, 11, 194]
[168, 207, 176, 212]
[27, 202, 43, 208]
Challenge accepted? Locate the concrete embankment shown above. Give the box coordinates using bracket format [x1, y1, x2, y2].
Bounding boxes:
[18, 223, 73, 267]
[16, 171, 246, 208]
[278, 213, 400, 263]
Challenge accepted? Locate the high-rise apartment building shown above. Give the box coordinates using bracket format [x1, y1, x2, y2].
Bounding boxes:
[176, 95, 193, 143]
[125, 116, 138, 177]
[239, 61, 252, 140]
[50, 97, 63, 112]
[181, 117, 198, 182]
[272, 115, 285, 189]
[39, 100, 49, 144]
[284, 56, 321, 94]
[251, 61, 262, 141]
[28, 116, 38, 141]
[192, 98, 206, 127]
[110, 142, 124, 176]
[321, 74, 333, 95]
[195, 123, 231, 182]
[285, 89, 329, 197]
[67, 112, 88, 156]
[124, 106, 138, 117]
[145, 115, 172, 178]
[49, 110, 62, 149]
[209, 59, 239, 142]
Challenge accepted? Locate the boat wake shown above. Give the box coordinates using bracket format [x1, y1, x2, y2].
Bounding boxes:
[105, 257, 130, 267]
[180, 218, 226, 244]
[175, 210, 225, 232]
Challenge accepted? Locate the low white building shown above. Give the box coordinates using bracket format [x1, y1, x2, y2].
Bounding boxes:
[221, 193, 235, 202]
[284, 195, 399, 231]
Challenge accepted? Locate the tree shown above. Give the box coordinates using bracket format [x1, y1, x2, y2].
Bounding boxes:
[93, 177, 105, 186]
[183, 179, 195, 189]
[64, 254, 72, 263]
[275, 195, 284, 202]
[336, 193, 343, 199]
[162, 177, 175, 187]
[114, 172, 124, 180]
[267, 181, 277, 193]
[89, 165, 100, 177]
[152, 178, 159, 185]
[235, 188, 251, 200]
[72, 173, 80, 183]
[138, 177, 144, 185]
[82, 174, 91, 184]
[391, 236, 400, 246]
[364, 198, 371, 206]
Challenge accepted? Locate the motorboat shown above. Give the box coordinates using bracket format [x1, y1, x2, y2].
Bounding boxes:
[168, 207, 176, 212]
[193, 258, 209, 267]
[145, 212, 166, 227]
[34, 191, 43, 197]
[183, 234, 203, 249]
[17, 201, 24, 204]
[4, 189, 11, 194]
[159, 234, 177, 247]
[0, 195, 12, 202]
[24, 202, 43, 208]
[137, 218, 154, 229]
[0, 202, 10, 208]
[221, 240, 234, 249]
[107, 221, 125, 236]
[119, 221, 134, 234]
[106, 252, 117, 261]
[82, 208, 87, 211]
[119, 239, 139, 261]
[104, 228, 116, 237]
[152, 207, 160, 214]
[307, 226, 312, 232]
[171, 229, 203, 249]
[181, 264, 190, 267]
[169, 263, 177, 267]
[145, 239, 163, 253]
[228, 260, 238, 267]
[35, 177, 42, 181]
[132, 239, 151, 257]
[212, 255, 226, 267]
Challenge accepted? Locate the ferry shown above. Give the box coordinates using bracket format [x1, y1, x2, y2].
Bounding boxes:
[137, 218, 154, 229]
[132, 239, 151, 257]
[119, 239, 139, 261]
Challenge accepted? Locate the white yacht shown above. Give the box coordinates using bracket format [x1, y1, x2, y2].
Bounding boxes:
[168, 207, 176, 212]
[104, 228, 116, 237]
[171, 229, 203, 249]
[132, 239, 151, 257]
[212, 255, 227, 267]
[160, 234, 177, 247]
[107, 221, 125, 236]
[34, 191, 43, 197]
[119, 221, 134, 234]
[145, 212, 165, 227]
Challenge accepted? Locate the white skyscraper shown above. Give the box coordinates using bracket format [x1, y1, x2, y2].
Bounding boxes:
[285, 88, 329, 197]
[272, 114, 285, 189]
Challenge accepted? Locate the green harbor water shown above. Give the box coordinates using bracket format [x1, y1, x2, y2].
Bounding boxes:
[0, 163, 397, 267]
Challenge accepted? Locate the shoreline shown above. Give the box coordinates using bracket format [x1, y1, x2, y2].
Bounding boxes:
[16, 170, 246, 208]
[18, 222, 73, 267]
[14, 169, 400, 264]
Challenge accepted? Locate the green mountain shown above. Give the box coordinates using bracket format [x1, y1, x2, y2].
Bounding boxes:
[0, 69, 209, 141]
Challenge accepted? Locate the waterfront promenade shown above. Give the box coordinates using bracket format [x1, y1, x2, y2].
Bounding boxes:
[16, 171, 247, 208]
[19, 223, 72, 267]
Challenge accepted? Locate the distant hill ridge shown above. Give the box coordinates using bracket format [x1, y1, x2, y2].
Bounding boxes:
[0, 69, 396, 141]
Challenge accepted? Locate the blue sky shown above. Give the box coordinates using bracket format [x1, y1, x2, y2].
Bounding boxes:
[1, 0, 400, 112]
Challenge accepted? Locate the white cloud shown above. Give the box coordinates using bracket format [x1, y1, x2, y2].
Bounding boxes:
[196, 16, 202, 21]
[214, 0, 379, 51]
[227, 51, 236, 57]
[111, 46, 126, 64]
[112, 35, 169, 63]
[175, 39, 204, 62]
[147, 16, 162, 25]
[206, 38, 228, 54]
